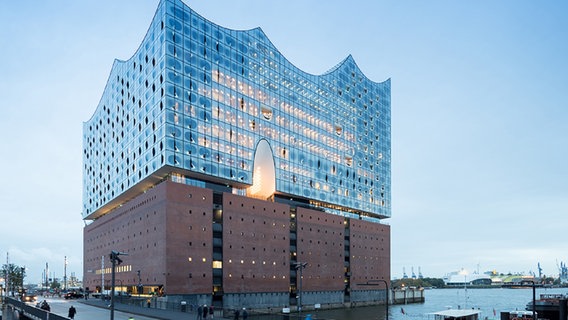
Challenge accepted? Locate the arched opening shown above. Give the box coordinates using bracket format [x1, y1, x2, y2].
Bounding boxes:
[247, 139, 276, 200]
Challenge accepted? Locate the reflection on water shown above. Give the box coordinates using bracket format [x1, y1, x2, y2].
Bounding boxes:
[263, 288, 567, 320]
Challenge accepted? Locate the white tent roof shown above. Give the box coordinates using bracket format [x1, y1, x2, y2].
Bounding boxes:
[430, 309, 481, 318]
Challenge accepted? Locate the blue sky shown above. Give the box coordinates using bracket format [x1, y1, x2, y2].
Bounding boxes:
[1, 0, 566, 284]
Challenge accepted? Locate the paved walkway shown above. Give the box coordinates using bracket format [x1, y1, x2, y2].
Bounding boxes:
[3, 296, 233, 320]
[78, 298, 198, 320]
[5, 296, 199, 320]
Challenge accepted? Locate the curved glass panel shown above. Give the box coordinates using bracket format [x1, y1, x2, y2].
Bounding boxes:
[83, 0, 391, 221]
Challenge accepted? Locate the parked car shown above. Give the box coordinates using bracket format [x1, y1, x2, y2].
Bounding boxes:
[64, 291, 84, 299]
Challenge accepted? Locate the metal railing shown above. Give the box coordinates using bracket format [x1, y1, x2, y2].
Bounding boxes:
[3, 297, 68, 320]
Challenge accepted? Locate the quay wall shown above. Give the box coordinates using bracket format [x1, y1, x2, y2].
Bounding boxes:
[391, 288, 425, 304]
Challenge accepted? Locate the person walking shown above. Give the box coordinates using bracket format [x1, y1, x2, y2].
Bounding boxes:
[196, 304, 203, 320]
[68, 305, 77, 319]
[209, 305, 214, 319]
[203, 304, 209, 319]
[40, 300, 50, 312]
[242, 308, 248, 320]
[233, 308, 240, 320]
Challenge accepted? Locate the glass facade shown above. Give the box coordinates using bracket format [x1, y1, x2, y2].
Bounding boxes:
[83, 0, 391, 221]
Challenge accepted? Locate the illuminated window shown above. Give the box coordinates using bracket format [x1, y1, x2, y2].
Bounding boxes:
[335, 125, 342, 136]
[261, 107, 272, 120]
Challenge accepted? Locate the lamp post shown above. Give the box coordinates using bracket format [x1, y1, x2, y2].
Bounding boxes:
[109, 251, 128, 320]
[359, 280, 389, 320]
[118, 279, 124, 303]
[64, 256, 68, 291]
[294, 262, 308, 318]
[459, 268, 468, 308]
[20, 267, 25, 295]
[524, 280, 536, 319]
[136, 270, 142, 298]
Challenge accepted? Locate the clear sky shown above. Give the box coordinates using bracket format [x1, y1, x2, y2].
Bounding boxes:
[1, 0, 566, 284]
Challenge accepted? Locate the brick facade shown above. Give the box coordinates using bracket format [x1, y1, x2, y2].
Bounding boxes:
[83, 181, 391, 307]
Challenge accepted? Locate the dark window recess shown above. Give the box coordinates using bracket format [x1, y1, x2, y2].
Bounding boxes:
[213, 193, 223, 205]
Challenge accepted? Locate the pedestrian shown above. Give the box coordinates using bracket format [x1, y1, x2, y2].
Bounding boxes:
[68, 305, 77, 319]
[197, 304, 203, 320]
[203, 304, 209, 319]
[242, 308, 248, 320]
[234, 308, 240, 320]
[147, 298, 151, 308]
[40, 300, 50, 312]
[209, 305, 214, 319]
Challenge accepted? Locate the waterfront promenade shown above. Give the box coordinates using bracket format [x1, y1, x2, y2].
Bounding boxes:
[2, 296, 195, 320]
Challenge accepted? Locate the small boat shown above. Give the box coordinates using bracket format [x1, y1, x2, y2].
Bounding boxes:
[525, 293, 568, 319]
[505, 310, 536, 320]
[430, 309, 481, 320]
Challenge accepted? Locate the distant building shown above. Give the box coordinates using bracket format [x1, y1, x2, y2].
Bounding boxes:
[559, 262, 568, 284]
[443, 270, 493, 286]
[82, 0, 391, 310]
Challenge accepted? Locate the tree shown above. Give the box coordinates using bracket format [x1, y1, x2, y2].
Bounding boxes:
[391, 277, 445, 289]
[1, 263, 26, 296]
[50, 278, 61, 290]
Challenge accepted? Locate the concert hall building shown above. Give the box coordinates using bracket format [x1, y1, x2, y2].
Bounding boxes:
[83, 0, 391, 311]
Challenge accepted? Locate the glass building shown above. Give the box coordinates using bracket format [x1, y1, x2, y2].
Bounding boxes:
[83, 0, 391, 309]
[83, 0, 390, 221]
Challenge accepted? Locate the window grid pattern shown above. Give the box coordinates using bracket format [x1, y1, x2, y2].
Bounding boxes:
[83, 0, 391, 220]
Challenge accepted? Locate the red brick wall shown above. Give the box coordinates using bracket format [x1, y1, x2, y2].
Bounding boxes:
[348, 219, 391, 290]
[83, 181, 214, 295]
[222, 193, 290, 293]
[84, 181, 391, 298]
[164, 182, 213, 294]
[83, 182, 168, 291]
[296, 207, 345, 291]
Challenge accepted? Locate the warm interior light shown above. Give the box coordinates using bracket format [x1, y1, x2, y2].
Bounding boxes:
[248, 140, 276, 199]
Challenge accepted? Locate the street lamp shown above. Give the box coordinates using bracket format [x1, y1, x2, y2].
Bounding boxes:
[460, 269, 468, 308]
[20, 267, 25, 295]
[109, 251, 128, 320]
[524, 280, 537, 319]
[358, 279, 389, 320]
[136, 270, 142, 298]
[117, 279, 125, 303]
[294, 262, 308, 318]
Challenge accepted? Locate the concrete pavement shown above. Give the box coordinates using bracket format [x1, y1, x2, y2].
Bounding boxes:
[36, 296, 196, 320]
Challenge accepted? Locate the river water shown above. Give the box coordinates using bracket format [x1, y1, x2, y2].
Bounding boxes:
[309, 287, 568, 320]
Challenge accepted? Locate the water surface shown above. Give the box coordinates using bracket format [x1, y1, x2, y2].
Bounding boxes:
[308, 287, 567, 320]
